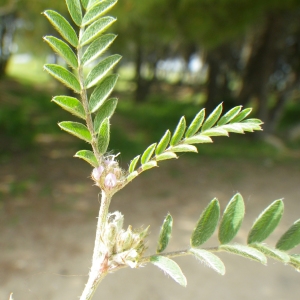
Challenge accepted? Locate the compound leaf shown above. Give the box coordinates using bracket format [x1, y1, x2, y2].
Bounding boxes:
[219, 244, 267, 265]
[201, 103, 223, 131]
[150, 256, 187, 287]
[128, 155, 140, 173]
[97, 118, 110, 154]
[43, 10, 78, 47]
[156, 130, 171, 155]
[66, 0, 82, 26]
[80, 16, 116, 46]
[52, 96, 85, 119]
[81, 34, 117, 66]
[141, 143, 157, 164]
[248, 199, 284, 244]
[74, 150, 98, 167]
[157, 214, 173, 253]
[276, 219, 300, 251]
[170, 117, 186, 146]
[89, 74, 118, 113]
[82, 0, 117, 26]
[185, 109, 205, 137]
[44, 36, 78, 69]
[44, 64, 81, 93]
[191, 198, 220, 247]
[189, 248, 225, 275]
[94, 98, 118, 132]
[59, 121, 91, 143]
[219, 193, 245, 244]
[85, 54, 122, 89]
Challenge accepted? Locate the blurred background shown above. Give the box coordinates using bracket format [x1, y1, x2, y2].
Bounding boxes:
[1, 0, 300, 299]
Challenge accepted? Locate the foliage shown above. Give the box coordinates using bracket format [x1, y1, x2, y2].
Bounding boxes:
[6, 1, 299, 299]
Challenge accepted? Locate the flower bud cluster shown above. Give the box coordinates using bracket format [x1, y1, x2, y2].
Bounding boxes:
[99, 211, 149, 269]
[92, 154, 124, 192]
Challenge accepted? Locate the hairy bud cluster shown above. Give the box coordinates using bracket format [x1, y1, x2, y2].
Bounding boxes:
[92, 155, 124, 192]
[100, 211, 149, 269]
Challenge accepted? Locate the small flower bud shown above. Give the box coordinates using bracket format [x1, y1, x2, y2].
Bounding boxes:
[92, 166, 104, 180]
[105, 173, 117, 188]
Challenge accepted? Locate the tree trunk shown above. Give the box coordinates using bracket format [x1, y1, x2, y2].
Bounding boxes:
[0, 9, 17, 79]
[238, 13, 284, 133]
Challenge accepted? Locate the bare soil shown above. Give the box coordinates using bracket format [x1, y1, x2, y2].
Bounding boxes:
[1, 145, 300, 300]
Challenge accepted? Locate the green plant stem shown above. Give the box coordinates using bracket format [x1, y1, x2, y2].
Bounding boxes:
[80, 190, 112, 300]
[77, 27, 102, 165]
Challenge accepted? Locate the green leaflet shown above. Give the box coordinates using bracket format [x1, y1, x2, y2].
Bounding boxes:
[82, 0, 118, 26]
[170, 117, 186, 146]
[81, 0, 89, 9]
[126, 171, 138, 182]
[97, 118, 110, 154]
[74, 150, 98, 167]
[169, 145, 198, 153]
[80, 16, 116, 46]
[201, 103, 223, 131]
[289, 255, 300, 271]
[250, 243, 289, 263]
[185, 109, 205, 137]
[85, 54, 122, 89]
[247, 199, 284, 244]
[155, 130, 171, 155]
[59, 121, 91, 143]
[52, 96, 85, 119]
[219, 124, 244, 134]
[44, 36, 78, 69]
[89, 74, 119, 113]
[43, 10, 78, 47]
[218, 193, 245, 244]
[93, 98, 118, 132]
[219, 244, 267, 265]
[229, 108, 252, 123]
[276, 219, 300, 251]
[157, 214, 173, 253]
[156, 152, 177, 161]
[201, 128, 229, 137]
[81, 34, 117, 66]
[87, 0, 102, 9]
[150, 256, 187, 287]
[184, 135, 213, 144]
[240, 122, 262, 132]
[141, 143, 157, 164]
[128, 155, 140, 173]
[66, 0, 82, 26]
[44, 64, 81, 93]
[141, 161, 157, 171]
[189, 248, 225, 275]
[190, 198, 220, 247]
[217, 106, 242, 126]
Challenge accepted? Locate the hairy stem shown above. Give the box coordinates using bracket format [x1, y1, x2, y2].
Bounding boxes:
[80, 190, 112, 300]
[77, 27, 102, 165]
[140, 246, 220, 263]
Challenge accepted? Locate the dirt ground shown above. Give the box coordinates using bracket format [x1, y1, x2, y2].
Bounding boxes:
[1, 144, 300, 300]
